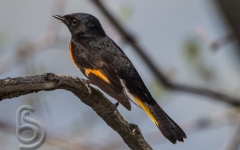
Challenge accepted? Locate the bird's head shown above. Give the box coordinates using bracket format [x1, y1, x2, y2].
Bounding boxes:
[53, 13, 105, 38]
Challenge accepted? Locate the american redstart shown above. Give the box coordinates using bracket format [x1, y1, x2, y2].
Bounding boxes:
[53, 13, 186, 144]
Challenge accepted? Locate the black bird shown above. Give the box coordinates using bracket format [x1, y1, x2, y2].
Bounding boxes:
[53, 13, 186, 144]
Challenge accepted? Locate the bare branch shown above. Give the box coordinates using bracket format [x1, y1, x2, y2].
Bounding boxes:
[0, 73, 152, 150]
[195, 28, 234, 50]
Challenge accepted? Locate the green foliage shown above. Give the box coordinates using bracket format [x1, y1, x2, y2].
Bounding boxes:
[184, 39, 201, 64]
[118, 4, 133, 23]
[183, 38, 215, 80]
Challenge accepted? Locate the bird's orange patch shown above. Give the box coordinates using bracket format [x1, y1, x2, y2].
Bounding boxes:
[134, 96, 159, 126]
[85, 69, 110, 84]
[69, 42, 78, 68]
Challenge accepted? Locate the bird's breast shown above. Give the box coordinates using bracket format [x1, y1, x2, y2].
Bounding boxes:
[69, 42, 78, 68]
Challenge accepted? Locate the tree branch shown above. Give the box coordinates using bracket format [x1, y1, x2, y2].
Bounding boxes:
[0, 73, 152, 150]
[195, 28, 234, 50]
[91, 0, 240, 106]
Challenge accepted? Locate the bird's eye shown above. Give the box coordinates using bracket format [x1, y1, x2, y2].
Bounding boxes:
[71, 19, 78, 26]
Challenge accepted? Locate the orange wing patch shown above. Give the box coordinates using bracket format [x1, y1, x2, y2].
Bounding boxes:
[134, 96, 159, 126]
[85, 69, 110, 84]
[70, 42, 110, 84]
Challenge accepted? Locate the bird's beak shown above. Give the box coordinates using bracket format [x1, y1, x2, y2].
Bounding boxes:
[52, 15, 64, 21]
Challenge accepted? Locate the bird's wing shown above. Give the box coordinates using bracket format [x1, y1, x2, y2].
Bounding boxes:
[71, 38, 132, 110]
[82, 36, 154, 107]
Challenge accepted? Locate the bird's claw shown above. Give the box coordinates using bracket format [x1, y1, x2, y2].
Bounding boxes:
[114, 102, 119, 109]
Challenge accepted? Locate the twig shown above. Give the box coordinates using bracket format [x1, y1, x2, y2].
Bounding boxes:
[0, 73, 152, 150]
[91, 0, 240, 106]
[195, 28, 234, 50]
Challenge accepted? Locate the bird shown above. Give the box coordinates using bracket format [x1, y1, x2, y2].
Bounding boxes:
[53, 13, 186, 144]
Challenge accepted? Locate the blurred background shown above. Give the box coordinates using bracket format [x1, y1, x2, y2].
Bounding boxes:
[0, 0, 240, 149]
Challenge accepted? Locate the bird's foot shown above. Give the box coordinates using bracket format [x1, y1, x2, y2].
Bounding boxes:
[113, 102, 119, 114]
[114, 102, 119, 109]
[81, 79, 93, 96]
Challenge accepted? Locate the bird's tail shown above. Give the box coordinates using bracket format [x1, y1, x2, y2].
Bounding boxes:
[135, 97, 186, 144]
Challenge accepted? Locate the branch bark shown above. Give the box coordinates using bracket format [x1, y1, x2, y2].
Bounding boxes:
[0, 73, 152, 150]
